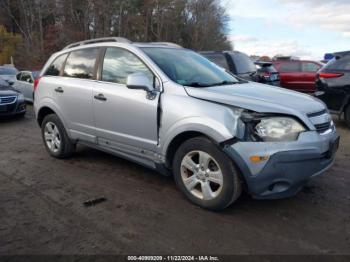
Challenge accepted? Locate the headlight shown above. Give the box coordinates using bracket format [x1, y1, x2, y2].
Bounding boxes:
[255, 117, 305, 141]
[18, 93, 24, 101]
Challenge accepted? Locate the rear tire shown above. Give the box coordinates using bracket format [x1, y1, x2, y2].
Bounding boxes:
[41, 114, 75, 158]
[173, 136, 242, 211]
[345, 104, 350, 128]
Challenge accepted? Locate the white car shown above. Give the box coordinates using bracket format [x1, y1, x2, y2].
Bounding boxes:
[13, 71, 40, 102]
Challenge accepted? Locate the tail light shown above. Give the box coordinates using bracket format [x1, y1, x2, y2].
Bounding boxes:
[318, 72, 343, 79]
[34, 77, 42, 91]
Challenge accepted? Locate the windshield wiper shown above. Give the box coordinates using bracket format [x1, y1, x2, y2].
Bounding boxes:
[185, 82, 212, 87]
[207, 80, 240, 86]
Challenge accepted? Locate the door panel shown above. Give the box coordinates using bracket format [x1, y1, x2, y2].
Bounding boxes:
[52, 47, 99, 140]
[93, 82, 159, 150]
[93, 47, 159, 152]
[300, 62, 322, 93]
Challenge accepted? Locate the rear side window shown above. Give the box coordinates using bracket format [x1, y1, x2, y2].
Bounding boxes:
[102, 47, 154, 85]
[45, 53, 68, 76]
[201, 53, 229, 70]
[231, 53, 256, 74]
[301, 62, 321, 72]
[279, 62, 300, 72]
[63, 48, 99, 79]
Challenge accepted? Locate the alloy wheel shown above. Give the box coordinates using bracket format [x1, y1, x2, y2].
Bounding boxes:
[44, 122, 61, 153]
[180, 150, 223, 200]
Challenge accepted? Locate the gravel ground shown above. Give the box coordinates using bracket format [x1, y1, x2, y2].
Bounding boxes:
[0, 105, 349, 255]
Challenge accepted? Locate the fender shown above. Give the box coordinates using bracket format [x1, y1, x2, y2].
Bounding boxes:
[160, 115, 240, 157]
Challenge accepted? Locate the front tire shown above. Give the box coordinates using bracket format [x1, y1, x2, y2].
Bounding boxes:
[41, 114, 75, 158]
[173, 137, 242, 211]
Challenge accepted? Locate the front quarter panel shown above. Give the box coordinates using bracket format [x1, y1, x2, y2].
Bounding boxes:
[159, 85, 241, 156]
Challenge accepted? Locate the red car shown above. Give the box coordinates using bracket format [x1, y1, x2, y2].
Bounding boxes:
[273, 60, 323, 93]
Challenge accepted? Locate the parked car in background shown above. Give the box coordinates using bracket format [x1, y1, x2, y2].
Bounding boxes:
[0, 77, 26, 117]
[199, 51, 257, 81]
[273, 60, 323, 93]
[0, 65, 19, 85]
[254, 61, 280, 86]
[315, 51, 350, 127]
[13, 71, 40, 102]
[34, 37, 339, 210]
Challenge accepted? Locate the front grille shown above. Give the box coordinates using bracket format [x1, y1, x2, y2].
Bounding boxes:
[315, 122, 331, 133]
[0, 96, 17, 105]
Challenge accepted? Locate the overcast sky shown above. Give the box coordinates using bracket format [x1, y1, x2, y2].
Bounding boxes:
[224, 0, 349, 60]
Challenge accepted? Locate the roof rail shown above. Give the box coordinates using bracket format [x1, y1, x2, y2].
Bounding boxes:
[63, 37, 132, 50]
[147, 42, 182, 48]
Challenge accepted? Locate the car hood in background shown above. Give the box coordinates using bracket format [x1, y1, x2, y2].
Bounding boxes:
[0, 86, 18, 96]
[185, 82, 325, 116]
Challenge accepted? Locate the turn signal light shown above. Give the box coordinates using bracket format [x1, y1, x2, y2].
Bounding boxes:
[250, 155, 269, 163]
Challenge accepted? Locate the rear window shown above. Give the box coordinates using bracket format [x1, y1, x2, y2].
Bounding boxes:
[0, 67, 18, 75]
[230, 53, 256, 74]
[63, 48, 99, 79]
[45, 53, 68, 76]
[278, 62, 300, 72]
[201, 53, 230, 71]
[256, 64, 277, 73]
[326, 56, 350, 71]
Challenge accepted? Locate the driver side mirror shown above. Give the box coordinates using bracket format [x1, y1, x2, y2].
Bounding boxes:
[126, 72, 154, 93]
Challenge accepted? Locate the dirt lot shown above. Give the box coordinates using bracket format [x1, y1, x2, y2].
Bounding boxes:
[0, 105, 349, 255]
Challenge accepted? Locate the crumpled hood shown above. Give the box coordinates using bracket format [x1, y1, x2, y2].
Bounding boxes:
[185, 82, 325, 116]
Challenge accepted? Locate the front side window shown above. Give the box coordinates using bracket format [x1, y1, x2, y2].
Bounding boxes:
[302, 62, 320, 72]
[45, 53, 68, 76]
[102, 47, 154, 85]
[142, 47, 239, 87]
[64, 48, 99, 79]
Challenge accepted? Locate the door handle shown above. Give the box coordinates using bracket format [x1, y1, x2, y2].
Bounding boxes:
[94, 93, 107, 101]
[54, 87, 64, 93]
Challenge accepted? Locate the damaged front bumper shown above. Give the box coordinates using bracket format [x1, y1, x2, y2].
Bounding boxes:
[223, 129, 339, 199]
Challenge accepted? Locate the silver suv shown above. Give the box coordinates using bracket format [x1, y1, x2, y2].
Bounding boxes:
[34, 37, 339, 210]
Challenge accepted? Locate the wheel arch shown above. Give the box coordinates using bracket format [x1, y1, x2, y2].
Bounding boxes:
[165, 131, 222, 169]
[37, 106, 57, 126]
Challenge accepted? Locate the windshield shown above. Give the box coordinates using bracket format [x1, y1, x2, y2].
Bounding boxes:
[0, 67, 18, 75]
[141, 48, 239, 87]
